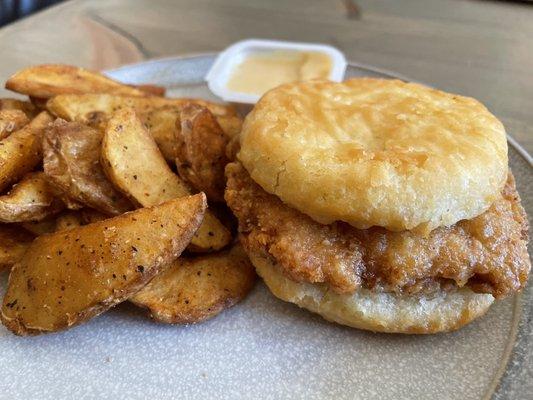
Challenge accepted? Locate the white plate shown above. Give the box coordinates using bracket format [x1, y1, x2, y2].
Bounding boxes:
[0, 55, 530, 400]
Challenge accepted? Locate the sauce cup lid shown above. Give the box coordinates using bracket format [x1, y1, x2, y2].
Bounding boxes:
[206, 39, 347, 104]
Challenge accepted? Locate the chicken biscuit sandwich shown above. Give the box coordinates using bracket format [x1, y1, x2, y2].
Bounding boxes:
[225, 78, 530, 334]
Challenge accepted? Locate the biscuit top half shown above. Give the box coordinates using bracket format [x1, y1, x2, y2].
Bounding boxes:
[238, 78, 508, 232]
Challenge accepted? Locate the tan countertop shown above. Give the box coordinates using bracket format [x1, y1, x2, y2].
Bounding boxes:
[0, 0, 531, 153]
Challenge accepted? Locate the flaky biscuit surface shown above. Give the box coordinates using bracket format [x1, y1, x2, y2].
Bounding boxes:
[238, 78, 508, 231]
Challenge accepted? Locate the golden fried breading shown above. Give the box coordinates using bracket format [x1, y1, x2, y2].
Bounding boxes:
[225, 162, 530, 298]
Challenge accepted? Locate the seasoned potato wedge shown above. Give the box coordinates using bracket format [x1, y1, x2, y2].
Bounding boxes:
[177, 104, 230, 202]
[102, 109, 190, 203]
[54, 208, 106, 231]
[29, 96, 48, 111]
[43, 119, 133, 215]
[79, 208, 107, 224]
[0, 98, 38, 118]
[102, 109, 231, 252]
[0, 111, 53, 193]
[5, 64, 147, 98]
[54, 210, 83, 231]
[55, 208, 109, 231]
[23, 207, 106, 234]
[0, 224, 33, 271]
[1, 193, 207, 336]
[46, 93, 242, 138]
[0, 172, 63, 223]
[0, 110, 29, 139]
[52, 191, 84, 211]
[131, 243, 256, 324]
[135, 105, 236, 165]
[141, 106, 181, 162]
[21, 218, 57, 235]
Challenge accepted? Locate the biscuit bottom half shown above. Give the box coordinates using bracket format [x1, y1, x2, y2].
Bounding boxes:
[249, 250, 494, 334]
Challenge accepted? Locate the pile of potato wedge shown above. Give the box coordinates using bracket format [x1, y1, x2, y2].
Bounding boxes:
[0, 64, 256, 336]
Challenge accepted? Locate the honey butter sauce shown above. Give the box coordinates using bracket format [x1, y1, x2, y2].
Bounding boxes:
[227, 50, 332, 96]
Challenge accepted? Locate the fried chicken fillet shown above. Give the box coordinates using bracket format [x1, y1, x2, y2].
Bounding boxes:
[225, 162, 530, 300]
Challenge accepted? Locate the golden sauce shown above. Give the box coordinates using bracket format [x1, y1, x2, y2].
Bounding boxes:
[227, 50, 332, 96]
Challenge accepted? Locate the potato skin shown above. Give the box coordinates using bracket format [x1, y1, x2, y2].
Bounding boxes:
[0, 112, 52, 193]
[176, 104, 230, 202]
[5, 64, 147, 98]
[53, 210, 83, 231]
[1, 193, 206, 336]
[0, 224, 34, 271]
[22, 208, 107, 235]
[131, 243, 256, 324]
[141, 106, 181, 163]
[0, 172, 63, 223]
[0, 109, 29, 139]
[43, 119, 133, 215]
[0, 98, 38, 118]
[46, 93, 242, 141]
[102, 108, 190, 207]
[132, 84, 166, 97]
[102, 108, 231, 252]
[21, 218, 57, 236]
